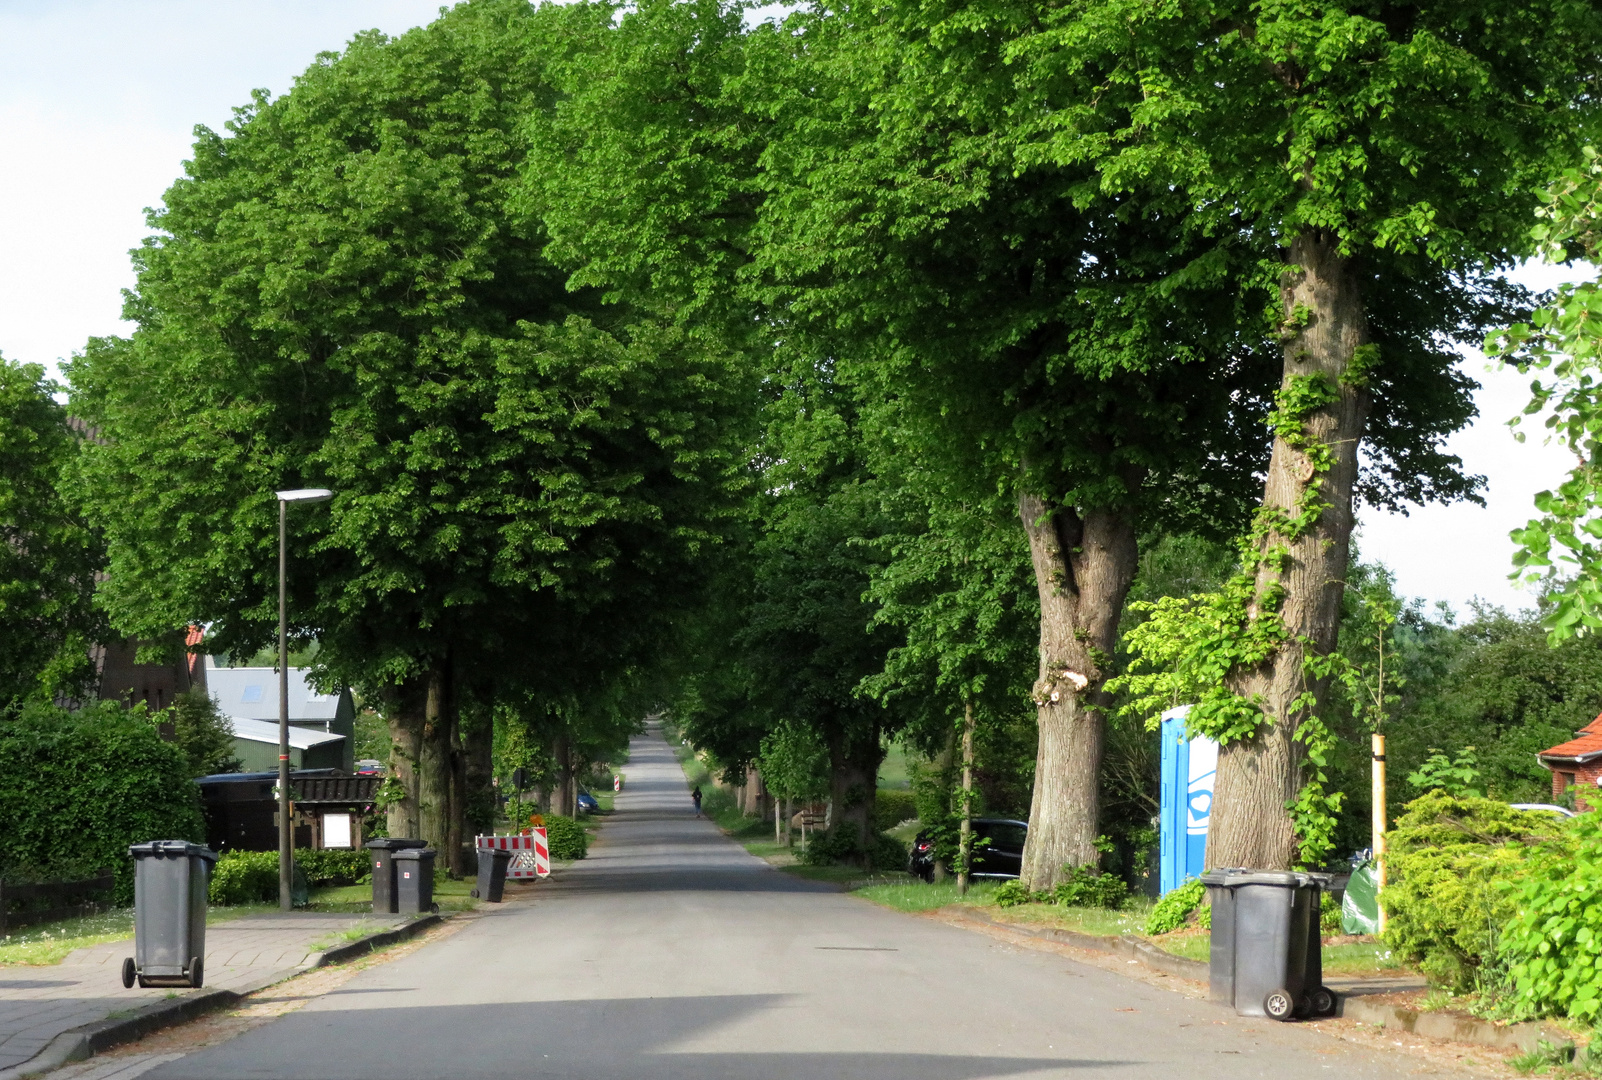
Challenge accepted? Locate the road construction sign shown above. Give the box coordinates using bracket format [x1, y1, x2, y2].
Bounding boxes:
[475, 831, 549, 878]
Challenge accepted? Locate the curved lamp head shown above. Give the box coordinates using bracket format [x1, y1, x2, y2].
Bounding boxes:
[276, 488, 333, 504]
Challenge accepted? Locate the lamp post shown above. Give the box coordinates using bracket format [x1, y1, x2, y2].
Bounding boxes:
[276, 488, 333, 912]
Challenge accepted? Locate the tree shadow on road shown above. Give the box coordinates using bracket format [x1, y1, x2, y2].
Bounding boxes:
[141, 993, 1131, 1080]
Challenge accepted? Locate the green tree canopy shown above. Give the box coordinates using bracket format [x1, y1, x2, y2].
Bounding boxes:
[0, 355, 101, 709]
[67, 0, 749, 866]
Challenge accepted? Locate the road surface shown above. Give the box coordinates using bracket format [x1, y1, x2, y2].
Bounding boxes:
[142, 724, 1450, 1079]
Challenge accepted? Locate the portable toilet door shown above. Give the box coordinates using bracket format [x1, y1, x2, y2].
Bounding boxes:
[1159, 706, 1217, 894]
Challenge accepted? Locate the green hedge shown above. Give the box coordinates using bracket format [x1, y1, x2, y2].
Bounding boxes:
[209, 848, 375, 906]
[543, 815, 588, 861]
[0, 700, 205, 904]
[1381, 792, 1571, 991]
[875, 790, 918, 831]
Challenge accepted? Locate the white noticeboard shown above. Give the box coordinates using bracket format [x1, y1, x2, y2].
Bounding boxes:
[322, 812, 353, 849]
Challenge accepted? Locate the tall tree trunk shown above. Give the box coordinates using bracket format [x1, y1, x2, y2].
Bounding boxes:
[553, 733, 573, 817]
[1017, 491, 1140, 890]
[827, 722, 879, 867]
[957, 701, 976, 895]
[463, 708, 494, 842]
[416, 663, 453, 857]
[384, 677, 426, 840]
[1210, 232, 1370, 871]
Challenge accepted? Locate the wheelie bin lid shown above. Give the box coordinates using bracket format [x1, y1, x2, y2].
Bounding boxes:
[364, 838, 428, 851]
[393, 847, 437, 861]
[1199, 868, 1333, 888]
[128, 840, 218, 862]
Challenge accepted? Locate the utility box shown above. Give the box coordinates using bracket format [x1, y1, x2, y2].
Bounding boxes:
[1159, 706, 1216, 894]
[125, 840, 218, 989]
[365, 837, 426, 914]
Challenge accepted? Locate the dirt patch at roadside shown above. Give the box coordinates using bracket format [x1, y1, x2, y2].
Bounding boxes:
[924, 907, 1529, 1080]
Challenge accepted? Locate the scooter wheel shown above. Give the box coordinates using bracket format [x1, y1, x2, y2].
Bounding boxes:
[121, 957, 136, 989]
[1311, 986, 1337, 1016]
[1264, 989, 1295, 1021]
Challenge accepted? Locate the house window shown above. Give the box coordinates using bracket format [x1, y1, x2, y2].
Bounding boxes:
[241, 685, 264, 703]
[1563, 772, 1577, 791]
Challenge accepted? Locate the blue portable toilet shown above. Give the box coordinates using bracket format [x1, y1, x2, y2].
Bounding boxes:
[1159, 705, 1217, 894]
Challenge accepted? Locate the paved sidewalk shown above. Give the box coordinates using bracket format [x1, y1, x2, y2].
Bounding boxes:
[0, 913, 404, 1073]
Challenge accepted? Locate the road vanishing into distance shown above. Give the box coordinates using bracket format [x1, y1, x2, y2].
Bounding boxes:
[142, 724, 1448, 1080]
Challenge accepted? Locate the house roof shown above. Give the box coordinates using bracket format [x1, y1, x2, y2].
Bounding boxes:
[1538, 711, 1602, 765]
[205, 663, 346, 723]
[227, 716, 345, 750]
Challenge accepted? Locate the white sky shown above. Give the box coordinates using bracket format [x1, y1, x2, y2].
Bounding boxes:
[0, 2, 1586, 621]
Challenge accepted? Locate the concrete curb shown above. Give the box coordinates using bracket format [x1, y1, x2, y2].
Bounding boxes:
[1336, 995, 1574, 1055]
[954, 908, 1210, 981]
[0, 914, 446, 1080]
[315, 914, 442, 967]
[951, 907, 1574, 1057]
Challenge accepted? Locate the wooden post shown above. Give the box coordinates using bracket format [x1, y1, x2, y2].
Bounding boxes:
[1372, 732, 1387, 933]
[957, 702, 975, 896]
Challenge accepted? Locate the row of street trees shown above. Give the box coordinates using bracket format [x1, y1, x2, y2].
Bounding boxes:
[5, 0, 1600, 882]
[527, 0, 1602, 881]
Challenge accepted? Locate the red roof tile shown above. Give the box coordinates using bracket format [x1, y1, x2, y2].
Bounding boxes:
[1581, 712, 1602, 736]
[1541, 731, 1602, 762]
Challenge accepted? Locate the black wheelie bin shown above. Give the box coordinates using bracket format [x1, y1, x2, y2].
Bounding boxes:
[394, 847, 438, 914]
[366, 837, 426, 914]
[473, 847, 513, 902]
[1200, 868, 1336, 1020]
[124, 840, 218, 989]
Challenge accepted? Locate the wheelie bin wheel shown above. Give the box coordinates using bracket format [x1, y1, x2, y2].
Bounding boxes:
[189, 956, 204, 988]
[1264, 989, 1295, 1021]
[1311, 986, 1336, 1016]
[121, 957, 136, 989]
[470, 888, 479, 899]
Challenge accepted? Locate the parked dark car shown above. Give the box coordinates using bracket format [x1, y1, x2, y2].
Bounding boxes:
[576, 790, 600, 815]
[908, 819, 1028, 882]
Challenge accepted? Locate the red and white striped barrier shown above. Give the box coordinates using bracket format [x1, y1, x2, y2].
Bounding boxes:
[475, 831, 550, 878]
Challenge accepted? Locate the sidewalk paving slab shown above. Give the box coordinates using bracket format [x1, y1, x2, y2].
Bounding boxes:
[0, 912, 407, 1078]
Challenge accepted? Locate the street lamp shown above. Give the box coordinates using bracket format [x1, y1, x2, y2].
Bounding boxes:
[276, 488, 333, 912]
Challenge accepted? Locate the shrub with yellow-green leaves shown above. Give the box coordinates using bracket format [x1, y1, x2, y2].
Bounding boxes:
[1381, 792, 1571, 992]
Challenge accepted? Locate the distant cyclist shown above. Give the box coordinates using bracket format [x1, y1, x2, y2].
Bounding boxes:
[691, 786, 703, 817]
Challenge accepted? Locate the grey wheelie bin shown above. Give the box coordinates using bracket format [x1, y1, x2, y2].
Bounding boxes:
[365, 837, 426, 914]
[395, 848, 438, 914]
[472, 848, 512, 903]
[123, 841, 218, 989]
[1200, 869, 1335, 1020]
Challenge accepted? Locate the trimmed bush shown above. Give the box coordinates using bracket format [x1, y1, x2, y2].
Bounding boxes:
[209, 848, 373, 905]
[543, 815, 588, 861]
[294, 849, 370, 886]
[1146, 880, 1205, 935]
[210, 850, 278, 906]
[994, 880, 1032, 907]
[875, 789, 918, 831]
[0, 700, 205, 904]
[871, 831, 908, 871]
[1052, 866, 1128, 909]
[1382, 792, 1570, 991]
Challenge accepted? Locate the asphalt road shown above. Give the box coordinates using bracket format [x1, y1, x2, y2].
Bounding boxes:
[146, 724, 1447, 1080]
